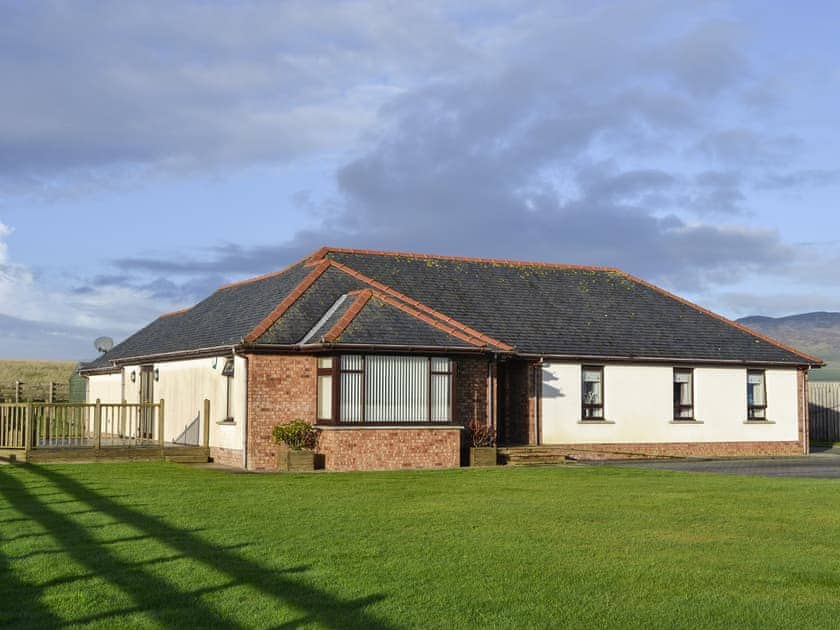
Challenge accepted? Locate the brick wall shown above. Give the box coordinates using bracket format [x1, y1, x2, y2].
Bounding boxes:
[245, 353, 317, 471]
[210, 446, 242, 467]
[317, 428, 462, 471]
[454, 357, 489, 426]
[509, 440, 804, 461]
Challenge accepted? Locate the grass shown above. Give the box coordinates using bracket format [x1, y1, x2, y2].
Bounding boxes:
[2, 463, 840, 628]
[0, 359, 77, 384]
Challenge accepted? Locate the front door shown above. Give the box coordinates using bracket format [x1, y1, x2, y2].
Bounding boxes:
[139, 366, 154, 439]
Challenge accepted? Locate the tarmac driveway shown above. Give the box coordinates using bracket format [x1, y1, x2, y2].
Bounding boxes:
[591, 446, 840, 479]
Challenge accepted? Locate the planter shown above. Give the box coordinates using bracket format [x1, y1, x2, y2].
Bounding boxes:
[277, 448, 315, 472]
[469, 446, 498, 467]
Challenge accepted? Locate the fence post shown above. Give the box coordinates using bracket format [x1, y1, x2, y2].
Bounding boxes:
[24, 403, 32, 457]
[94, 399, 102, 451]
[120, 400, 127, 438]
[48, 382, 55, 404]
[159, 399, 166, 455]
[15, 381, 23, 403]
[203, 398, 211, 449]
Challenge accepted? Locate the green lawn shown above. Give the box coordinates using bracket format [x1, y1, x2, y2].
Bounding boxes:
[2, 464, 840, 629]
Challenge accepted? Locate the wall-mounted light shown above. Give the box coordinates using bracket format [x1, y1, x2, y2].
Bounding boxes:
[211, 357, 219, 370]
[130, 370, 136, 383]
[154, 368, 160, 382]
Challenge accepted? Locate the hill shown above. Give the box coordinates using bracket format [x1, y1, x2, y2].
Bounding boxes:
[737, 312, 840, 381]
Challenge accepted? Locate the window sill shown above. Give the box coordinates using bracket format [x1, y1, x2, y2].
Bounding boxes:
[577, 419, 615, 424]
[670, 419, 703, 424]
[744, 419, 775, 425]
[216, 418, 236, 426]
[315, 424, 464, 431]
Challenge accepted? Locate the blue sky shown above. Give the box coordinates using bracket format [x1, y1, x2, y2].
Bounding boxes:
[1, 0, 839, 360]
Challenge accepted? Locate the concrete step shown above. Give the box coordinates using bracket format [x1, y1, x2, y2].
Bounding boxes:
[166, 454, 210, 464]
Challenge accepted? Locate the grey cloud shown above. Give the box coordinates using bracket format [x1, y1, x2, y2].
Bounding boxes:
[37, 1, 831, 312]
[0, 313, 109, 361]
[757, 169, 840, 190]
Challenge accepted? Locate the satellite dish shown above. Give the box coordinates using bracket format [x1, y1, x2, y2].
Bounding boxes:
[94, 336, 114, 354]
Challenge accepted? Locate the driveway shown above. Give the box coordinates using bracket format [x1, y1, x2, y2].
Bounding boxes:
[590, 446, 840, 478]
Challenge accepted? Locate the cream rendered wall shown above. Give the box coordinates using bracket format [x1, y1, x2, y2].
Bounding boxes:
[86, 372, 123, 403]
[88, 357, 245, 451]
[540, 362, 799, 444]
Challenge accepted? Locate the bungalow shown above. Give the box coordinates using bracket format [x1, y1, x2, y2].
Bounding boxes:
[80, 247, 822, 471]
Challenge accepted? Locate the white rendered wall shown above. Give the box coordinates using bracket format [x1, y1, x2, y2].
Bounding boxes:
[540, 362, 799, 444]
[88, 357, 245, 450]
[86, 372, 123, 404]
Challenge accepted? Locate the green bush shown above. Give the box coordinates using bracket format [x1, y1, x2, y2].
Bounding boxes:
[272, 421, 318, 451]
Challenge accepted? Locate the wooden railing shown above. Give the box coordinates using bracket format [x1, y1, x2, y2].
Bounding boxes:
[0, 400, 165, 451]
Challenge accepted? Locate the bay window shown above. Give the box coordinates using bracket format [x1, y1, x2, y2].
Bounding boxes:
[316, 355, 454, 424]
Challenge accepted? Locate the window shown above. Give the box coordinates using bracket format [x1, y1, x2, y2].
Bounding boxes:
[747, 370, 766, 420]
[581, 366, 604, 419]
[316, 357, 334, 421]
[673, 368, 694, 419]
[222, 359, 235, 420]
[316, 355, 454, 424]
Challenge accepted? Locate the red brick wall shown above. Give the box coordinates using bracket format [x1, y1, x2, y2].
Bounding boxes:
[317, 428, 462, 471]
[245, 354, 317, 471]
[524, 441, 805, 460]
[454, 357, 489, 426]
[210, 446, 242, 467]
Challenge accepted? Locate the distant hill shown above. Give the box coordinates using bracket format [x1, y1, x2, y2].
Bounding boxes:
[737, 312, 840, 381]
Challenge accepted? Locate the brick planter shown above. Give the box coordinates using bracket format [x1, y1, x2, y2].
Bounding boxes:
[277, 448, 315, 472]
[469, 447, 498, 467]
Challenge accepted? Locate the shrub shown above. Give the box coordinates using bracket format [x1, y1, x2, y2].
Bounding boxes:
[467, 419, 496, 448]
[272, 421, 318, 451]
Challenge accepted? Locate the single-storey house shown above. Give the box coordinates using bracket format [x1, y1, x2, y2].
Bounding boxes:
[80, 247, 822, 471]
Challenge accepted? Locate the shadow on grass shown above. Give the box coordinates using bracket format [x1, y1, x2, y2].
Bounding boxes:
[0, 466, 392, 629]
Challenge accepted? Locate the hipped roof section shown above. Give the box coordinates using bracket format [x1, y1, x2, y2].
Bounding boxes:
[80, 246, 823, 372]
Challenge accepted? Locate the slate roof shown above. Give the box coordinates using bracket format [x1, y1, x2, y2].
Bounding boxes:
[80, 247, 822, 372]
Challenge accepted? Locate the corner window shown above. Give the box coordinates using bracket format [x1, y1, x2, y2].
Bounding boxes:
[581, 366, 604, 419]
[747, 370, 766, 420]
[673, 368, 694, 419]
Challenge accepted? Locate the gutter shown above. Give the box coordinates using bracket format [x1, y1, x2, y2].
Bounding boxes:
[515, 352, 822, 369]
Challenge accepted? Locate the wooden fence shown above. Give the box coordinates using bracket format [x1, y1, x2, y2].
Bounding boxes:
[0, 381, 69, 403]
[809, 382, 840, 443]
[0, 400, 169, 451]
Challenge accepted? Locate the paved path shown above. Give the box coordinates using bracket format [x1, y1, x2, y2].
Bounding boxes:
[590, 448, 840, 479]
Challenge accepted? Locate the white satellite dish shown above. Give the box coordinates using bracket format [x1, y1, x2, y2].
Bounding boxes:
[94, 336, 114, 354]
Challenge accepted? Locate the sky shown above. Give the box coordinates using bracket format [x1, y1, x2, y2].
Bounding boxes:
[1, 0, 839, 360]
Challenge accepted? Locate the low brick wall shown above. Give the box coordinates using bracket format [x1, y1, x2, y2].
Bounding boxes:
[210, 446, 243, 467]
[541, 441, 805, 460]
[317, 427, 462, 471]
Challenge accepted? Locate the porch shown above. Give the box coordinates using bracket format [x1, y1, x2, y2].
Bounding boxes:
[0, 400, 210, 464]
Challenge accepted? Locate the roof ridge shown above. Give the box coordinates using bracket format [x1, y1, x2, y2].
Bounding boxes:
[620, 271, 824, 366]
[217, 255, 311, 291]
[364, 291, 487, 348]
[327, 260, 513, 350]
[307, 246, 620, 272]
[243, 260, 331, 343]
[159, 307, 191, 319]
[323, 290, 374, 342]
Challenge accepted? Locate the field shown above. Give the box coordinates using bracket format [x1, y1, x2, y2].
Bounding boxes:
[810, 354, 840, 381]
[0, 359, 77, 384]
[2, 463, 840, 629]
